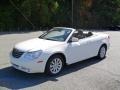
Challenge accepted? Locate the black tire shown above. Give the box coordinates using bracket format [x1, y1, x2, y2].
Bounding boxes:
[45, 55, 64, 76]
[97, 45, 107, 59]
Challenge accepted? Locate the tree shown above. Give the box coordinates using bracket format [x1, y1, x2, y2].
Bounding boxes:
[0, 0, 120, 31]
[73, 0, 120, 28]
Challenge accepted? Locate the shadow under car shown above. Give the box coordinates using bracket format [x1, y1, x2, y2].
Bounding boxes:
[0, 57, 104, 89]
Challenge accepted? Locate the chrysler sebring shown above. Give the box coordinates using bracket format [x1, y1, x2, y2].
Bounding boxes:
[10, 27, 110, 75]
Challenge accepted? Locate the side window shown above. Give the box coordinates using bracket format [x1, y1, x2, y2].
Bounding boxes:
[72, 32, 79, 39]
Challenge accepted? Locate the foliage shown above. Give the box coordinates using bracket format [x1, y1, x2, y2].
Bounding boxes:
[73, 0, 120, 28]
[0, 0, 120, 31]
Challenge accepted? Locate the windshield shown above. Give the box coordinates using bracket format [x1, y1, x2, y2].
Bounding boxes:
[39, 28, 72, 41]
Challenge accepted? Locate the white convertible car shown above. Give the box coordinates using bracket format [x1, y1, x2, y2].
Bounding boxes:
[10, 27, 110, 75]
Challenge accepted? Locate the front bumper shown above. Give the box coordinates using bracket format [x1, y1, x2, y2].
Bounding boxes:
[11, 62, 31, 73]
[10, 54, 47, 73]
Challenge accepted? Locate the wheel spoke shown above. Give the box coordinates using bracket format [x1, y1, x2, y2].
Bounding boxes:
[49, 57, 63, 74]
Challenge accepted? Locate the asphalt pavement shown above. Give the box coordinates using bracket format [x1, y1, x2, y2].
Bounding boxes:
[0, 30, 120, 90]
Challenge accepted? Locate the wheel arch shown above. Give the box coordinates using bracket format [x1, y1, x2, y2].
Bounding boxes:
[46, 52, 66, 65]
[97, 43, 107, 55]
[100, 43, 107, 50]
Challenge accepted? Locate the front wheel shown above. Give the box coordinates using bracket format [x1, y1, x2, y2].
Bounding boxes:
[97, 45, 107, 59]
[45, 55, 64, 75]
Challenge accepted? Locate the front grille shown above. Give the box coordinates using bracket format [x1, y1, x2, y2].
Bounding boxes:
[12, 48, 24, 58]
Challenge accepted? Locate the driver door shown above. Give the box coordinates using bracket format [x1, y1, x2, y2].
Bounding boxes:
[66, 41, 82, 64]
[65, 37, 94, 64]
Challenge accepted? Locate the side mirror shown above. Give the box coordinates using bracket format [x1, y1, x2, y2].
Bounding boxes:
[68, 37, 79, 43]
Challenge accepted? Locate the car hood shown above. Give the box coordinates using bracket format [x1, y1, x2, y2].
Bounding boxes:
[15, 38, 64, 52]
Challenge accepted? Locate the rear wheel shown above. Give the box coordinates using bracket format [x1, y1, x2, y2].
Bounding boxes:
[45, 55, 64, 75]
[97, 45, 107, 59]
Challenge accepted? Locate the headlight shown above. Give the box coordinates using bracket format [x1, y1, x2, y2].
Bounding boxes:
[24, 50, 42, 60]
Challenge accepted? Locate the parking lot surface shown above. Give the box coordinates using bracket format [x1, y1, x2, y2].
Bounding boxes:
[0, 30, 120, 90]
